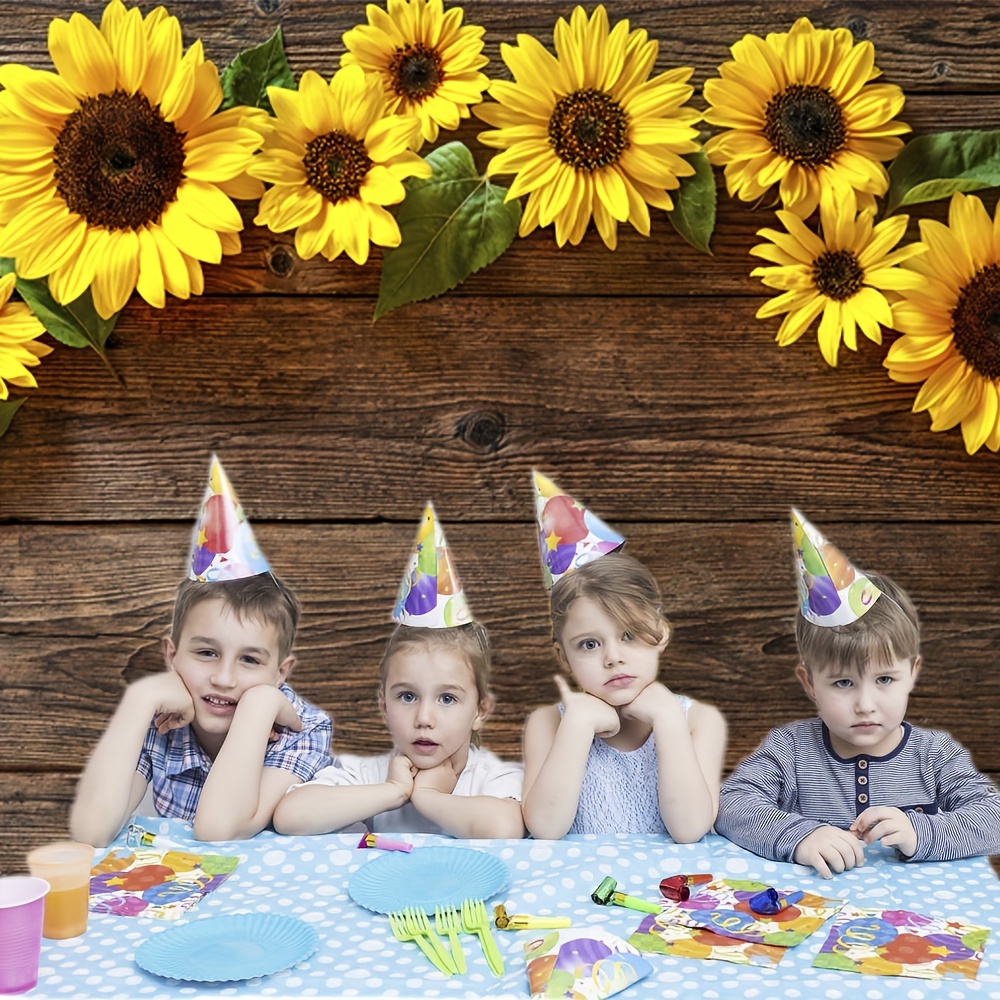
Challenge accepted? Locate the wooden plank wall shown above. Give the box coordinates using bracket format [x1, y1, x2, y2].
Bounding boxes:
[1, 0, 998, 876]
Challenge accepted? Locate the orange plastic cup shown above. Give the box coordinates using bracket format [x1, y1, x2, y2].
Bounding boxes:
[25, 842, 93, 940]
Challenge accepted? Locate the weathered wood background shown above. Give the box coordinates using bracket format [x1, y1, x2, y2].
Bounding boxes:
[1, 0, 998, 876]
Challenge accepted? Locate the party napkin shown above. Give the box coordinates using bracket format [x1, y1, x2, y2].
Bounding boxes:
[812, 905, 990, 980]
[661, 878, 843, 947]
[628, 912, 787, 967]
[89, 846, 239, 919]
[525, 928, 653, 999]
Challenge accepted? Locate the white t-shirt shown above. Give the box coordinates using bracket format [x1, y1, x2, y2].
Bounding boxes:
[294, 746, 524, 834]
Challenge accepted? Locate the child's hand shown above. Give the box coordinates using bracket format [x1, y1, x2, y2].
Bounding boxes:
[851, 807, 918, 857]
[793, 825, 866, 878]
[553, 675, 621, 739]
[387, 753, 417, 800]
[413, 761, 459, 796]
[146, 671, 197, 735]
[620, 681, 686, 726]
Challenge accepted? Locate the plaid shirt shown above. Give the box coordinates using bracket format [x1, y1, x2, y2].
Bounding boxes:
[136, 683, 332, 822]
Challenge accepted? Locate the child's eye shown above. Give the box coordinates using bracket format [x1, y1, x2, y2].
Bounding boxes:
[621, 631, 634, 642]
[439, 693, 458, 706]
[875, 676, 893, 686]
[579, 639, 599, 651]
[398, 691, 417, 703]
[833, 678, 853, 689]
[241, 656, 262, 667]
[195, 648, 217, 659]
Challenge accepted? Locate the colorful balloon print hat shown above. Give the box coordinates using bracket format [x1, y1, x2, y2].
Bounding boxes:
[533, 471, 626, 590]
[791, 508, 881, 626]
[188, 455, 271, 582]
[393, 504, 473, 628]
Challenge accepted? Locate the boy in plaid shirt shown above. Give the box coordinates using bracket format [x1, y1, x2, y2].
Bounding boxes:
[71, 458, 331, 846]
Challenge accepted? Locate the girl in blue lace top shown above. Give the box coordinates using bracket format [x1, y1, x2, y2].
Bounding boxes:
[521, 551, 727, 840]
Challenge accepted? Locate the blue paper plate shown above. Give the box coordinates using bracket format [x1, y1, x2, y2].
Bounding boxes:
[348, 846, 510, 914]
[134, 913, 319, 983]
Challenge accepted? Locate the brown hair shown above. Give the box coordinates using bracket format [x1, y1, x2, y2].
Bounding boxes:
[796, 573, 920, 676]
[549, 552, 670, 647]
[171, 574, 300, 662]
[378, 623, 492, 747]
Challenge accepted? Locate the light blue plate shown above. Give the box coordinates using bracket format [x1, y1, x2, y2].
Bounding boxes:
[348, 846, 510, 914]
[134, 913, 319, 983]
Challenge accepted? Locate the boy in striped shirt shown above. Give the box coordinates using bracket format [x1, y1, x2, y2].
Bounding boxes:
[716, 510, 1000, 878]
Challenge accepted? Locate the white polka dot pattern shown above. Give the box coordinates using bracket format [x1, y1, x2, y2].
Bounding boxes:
[30, 823, 1000, 999]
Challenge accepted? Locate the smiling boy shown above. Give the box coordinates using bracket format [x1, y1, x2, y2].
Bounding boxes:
[70, 459, 331, 847]
[715, 510, 1000, 878]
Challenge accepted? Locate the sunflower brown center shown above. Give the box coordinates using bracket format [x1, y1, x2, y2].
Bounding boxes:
[951, 262, 1000, 379]
[813, 249, 864, 301]
[303, 131, 372, 203]
[53, 90, 186, 230]
[763, 84, 847, 167]
[388, 43, 444, 101]
[548, 88, 630, 171]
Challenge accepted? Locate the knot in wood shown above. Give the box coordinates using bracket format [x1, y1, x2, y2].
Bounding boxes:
[456, 410, 506, 452]
[845, 16, 869, 40]
[267, 245, 295, 278]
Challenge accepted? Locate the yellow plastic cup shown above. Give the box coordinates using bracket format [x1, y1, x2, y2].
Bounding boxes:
[26, 842, 93, 940]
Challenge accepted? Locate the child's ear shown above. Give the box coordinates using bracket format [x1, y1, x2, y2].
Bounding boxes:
[473, 692, 496, 731]
[277, 654, 295, 685]
[553, 640, 569, 670]
[377, 686, 388, 724]
[795, 662, 817, 701]
[910, 655, 922, 681]
[162, 635, 177, 670]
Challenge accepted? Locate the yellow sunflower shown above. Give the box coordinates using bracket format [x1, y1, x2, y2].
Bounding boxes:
[341, 0, 489, 152]
[751, 189, 925, 366]
[0, 272, 52, 401]
[474, 4, 701, 250]
[703, 17, 909, 219]
[0, 0, 264, 320]
[247, 65, 432, 265]
[885, 193, 1000, 454]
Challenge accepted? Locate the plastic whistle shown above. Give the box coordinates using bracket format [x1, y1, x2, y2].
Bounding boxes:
[125, 824, 186, 851]
[659, 873, 713, 902]
[748, 888, 804, 915]
[493, 904, 571, 930]
[612, 892, 661, 914]
[357, 833, 412, 852]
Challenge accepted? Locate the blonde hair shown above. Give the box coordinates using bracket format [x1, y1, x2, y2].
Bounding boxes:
[378, 623, 492, 747]
[172, 575, 300, 662]
[549, 552, 670, 647]
[796, 573, 920, 676]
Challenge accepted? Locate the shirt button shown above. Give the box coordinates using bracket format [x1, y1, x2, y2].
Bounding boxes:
[915, 806, 924, 813]
[858, 760, 868, 769]
[858, 775, 868, 785]
[858, 793, 868, 804]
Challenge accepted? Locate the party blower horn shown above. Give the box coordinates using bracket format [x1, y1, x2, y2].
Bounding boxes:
[590, 877, 660, 914]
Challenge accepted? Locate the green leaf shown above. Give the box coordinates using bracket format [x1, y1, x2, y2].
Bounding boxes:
[0, 397, 25, 441]
[885, 130, 1000, 215]
[220, 27, 295, 114]
[375, 142, 522, 321]
[668, 150, 716, 255]
[0, 257, 121, 381]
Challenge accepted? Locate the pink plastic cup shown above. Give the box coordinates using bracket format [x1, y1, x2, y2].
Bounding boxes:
[0, 876, 50, 994]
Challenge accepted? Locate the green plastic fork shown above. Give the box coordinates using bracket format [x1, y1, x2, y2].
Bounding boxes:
[387, 911, 454, 975]
[434, 905, 466, 974]
[462, 898, 504, 976]
[403, 907, 456, 975]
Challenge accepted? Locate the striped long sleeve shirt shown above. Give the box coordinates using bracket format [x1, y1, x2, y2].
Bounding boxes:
[715, 718, 1000, 863]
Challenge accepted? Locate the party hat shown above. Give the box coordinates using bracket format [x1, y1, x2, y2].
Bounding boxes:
[791, 508, 881, 626]
[188, 456, 271, 582]
[533, 471, 626, 590]
[393, 504, 473, 628]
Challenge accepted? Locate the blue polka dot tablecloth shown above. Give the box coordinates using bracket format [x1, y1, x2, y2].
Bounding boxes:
[33, 820, 1000, 1000]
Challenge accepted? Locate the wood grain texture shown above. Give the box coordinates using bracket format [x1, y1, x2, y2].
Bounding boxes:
[1, 0, 998, 875]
